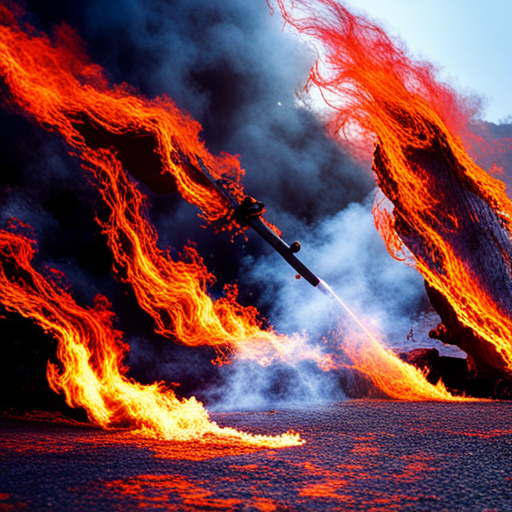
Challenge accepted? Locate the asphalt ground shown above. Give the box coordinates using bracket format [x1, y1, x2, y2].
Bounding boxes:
[0, 400, 511, 511]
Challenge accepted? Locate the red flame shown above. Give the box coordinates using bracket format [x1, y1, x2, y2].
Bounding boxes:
[0, 4, 243, 225]
[277, 0, 512, 378]
[0, 1, 330, 439]
[0, 221, 302, 445]
[0, 0, 465, 425]
[87, 146, 326, 365]
[0, 2, 308, 363]
[84, 147, 297, 362]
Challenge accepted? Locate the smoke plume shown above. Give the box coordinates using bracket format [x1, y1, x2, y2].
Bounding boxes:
[3, 0, 496, 410]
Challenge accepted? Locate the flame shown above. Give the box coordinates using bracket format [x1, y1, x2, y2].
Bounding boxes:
[0, 3, 242, 225]
[0, 221, 302, 446]
[0, 0, 462, 414]
[318, 280, 459, 400]
[84, 147, 326, 365]
[277, 0, 512, 378]
[0, 1, 327, 366]
[0, 1, 326, 437]
[341, 329, 462, 401]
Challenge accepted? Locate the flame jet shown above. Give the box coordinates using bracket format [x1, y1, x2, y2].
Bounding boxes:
[276, 0, 512, 378]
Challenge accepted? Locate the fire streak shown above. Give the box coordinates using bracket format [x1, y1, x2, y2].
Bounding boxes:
[319, 280, 458, 400]
[277, 0, 512, 377]
[86, 147, 323, 365]
[0, 222, 302, 446]
[0, 0, 462, 412]
[0, 0, 329, 437]
[0, 3, 243, 224]
[0, 1, 321, 365]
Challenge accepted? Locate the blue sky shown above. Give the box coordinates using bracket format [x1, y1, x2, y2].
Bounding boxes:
[349, 0, 512, 123]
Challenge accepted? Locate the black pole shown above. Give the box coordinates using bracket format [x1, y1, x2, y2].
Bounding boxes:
[194, 157, 320, 287]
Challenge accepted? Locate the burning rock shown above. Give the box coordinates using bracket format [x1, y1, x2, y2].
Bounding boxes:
[277, 0, 512, 386]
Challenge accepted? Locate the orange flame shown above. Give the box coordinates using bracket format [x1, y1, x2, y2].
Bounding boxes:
[341, 328, 463, 401]
[0, 221, 302, 446]
[0, 3, 242, 225]
[318, 280, 460, 400]
[277, 0, 512, 378]
[0, 0, 330, 437]
[85, 146, 322, 365]
[0, 1, 326, 366]
[0, 0, 461, 412]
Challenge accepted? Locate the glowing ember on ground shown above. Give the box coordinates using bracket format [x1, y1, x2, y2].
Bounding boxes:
[1, 402, 510, 510]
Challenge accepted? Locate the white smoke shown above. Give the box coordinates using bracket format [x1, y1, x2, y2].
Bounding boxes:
[1, 0, 467, 412]
[208, 190, 470, 410]
[243, 198, 424, 344]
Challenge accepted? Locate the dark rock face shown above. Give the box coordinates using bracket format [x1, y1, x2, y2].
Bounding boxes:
[398, 347, 512, 399]
[424, 282, 507, 380]
[399, 348, 443, 385]
[372, 122, 512, 379]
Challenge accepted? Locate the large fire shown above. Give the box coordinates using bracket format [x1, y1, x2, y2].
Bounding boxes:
[0, 1, 326, 366]
[0, 1, 329, 443]
[0, 220, 302, 446]
[0, 0, 479, 443]
[277, 0, 512, 380]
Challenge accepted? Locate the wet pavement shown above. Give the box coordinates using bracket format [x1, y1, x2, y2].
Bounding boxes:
[1, 400, 511, 511]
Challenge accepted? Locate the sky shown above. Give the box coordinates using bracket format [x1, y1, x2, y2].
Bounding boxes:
[348, 0, 512, 124]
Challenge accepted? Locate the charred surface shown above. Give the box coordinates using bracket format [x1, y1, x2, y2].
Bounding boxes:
[399, 347, 512, 399]
[373, 127, 512, 381]
[424, 282, 507, 380]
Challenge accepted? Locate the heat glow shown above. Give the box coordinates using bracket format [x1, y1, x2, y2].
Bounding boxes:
[0, 221, 302, 446]
[319, 281, 457, 400]
[277, 0, 512, 378]
[0, 2, 326, 366]
[0, 1, 329, 438]
[0, 0, 461, 427]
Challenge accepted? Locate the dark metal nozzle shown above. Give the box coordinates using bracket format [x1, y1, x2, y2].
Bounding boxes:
[194, 157, 321, 288]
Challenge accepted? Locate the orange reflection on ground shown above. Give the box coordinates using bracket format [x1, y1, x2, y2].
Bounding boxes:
[297, 461, 350, 500]
[103, 474, 282, 511]
[300, 480, 349, 500]
[0, 493, 28, 511]
[0, 429, 275, 461]
[394, 454, 436, 483]
[2, 404, 509, 511]
[146, 437, 277, 461]
[350, 444, 380, 456]
[443, 428, 512, 439]
[105, 475, 242, 510]
[0, 412, 288, 461]
[295, 449, 438, 506]
[249, 497, 282, 512]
